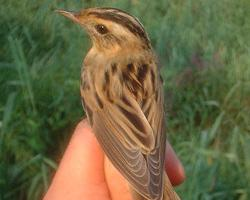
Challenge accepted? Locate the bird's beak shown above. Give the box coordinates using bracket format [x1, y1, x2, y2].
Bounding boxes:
[55, 9, 82, 24]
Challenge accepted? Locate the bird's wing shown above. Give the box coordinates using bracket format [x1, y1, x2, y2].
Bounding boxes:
[142, 86, 166, 199]
[81, 64, 166, 200]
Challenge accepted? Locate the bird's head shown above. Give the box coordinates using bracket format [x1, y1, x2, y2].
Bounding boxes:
[56, 7, 151, 52]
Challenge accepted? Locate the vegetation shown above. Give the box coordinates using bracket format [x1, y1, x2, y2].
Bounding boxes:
[0, 0, 249, 199]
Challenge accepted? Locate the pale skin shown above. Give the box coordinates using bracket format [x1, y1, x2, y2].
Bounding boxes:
[43, 120, 185, 200]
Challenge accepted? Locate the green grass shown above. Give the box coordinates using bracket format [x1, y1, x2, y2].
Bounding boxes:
[0, 0, 249, 199]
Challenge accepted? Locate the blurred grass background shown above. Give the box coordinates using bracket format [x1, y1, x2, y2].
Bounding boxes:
[0, 0, 249, 199]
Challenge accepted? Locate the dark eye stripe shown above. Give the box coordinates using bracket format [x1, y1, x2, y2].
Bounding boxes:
[89, 11, 150, 47]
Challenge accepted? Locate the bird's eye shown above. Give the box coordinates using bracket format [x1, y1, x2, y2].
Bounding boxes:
[95, 24, 108, 34]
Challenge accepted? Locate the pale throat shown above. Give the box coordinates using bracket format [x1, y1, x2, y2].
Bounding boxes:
[84, 41, 149, 68]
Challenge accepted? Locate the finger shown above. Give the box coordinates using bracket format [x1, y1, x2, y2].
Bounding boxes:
[44, 120, 111, 200]
[165, 141, 185, 186]
[104, 156, 133, 200]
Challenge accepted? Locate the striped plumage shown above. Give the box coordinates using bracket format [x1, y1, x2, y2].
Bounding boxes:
[57, 7, 180, 200]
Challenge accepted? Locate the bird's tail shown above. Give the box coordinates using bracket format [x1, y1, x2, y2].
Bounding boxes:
[130, 174, 180, 200]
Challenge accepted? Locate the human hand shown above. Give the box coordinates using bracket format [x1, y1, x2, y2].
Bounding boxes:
[43, 120, 185, 200]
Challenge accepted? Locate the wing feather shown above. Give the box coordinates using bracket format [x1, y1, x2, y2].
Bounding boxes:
[81, 62, 166, 200]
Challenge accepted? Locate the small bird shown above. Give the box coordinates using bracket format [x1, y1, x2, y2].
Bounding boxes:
[57, 7, 180, 200]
